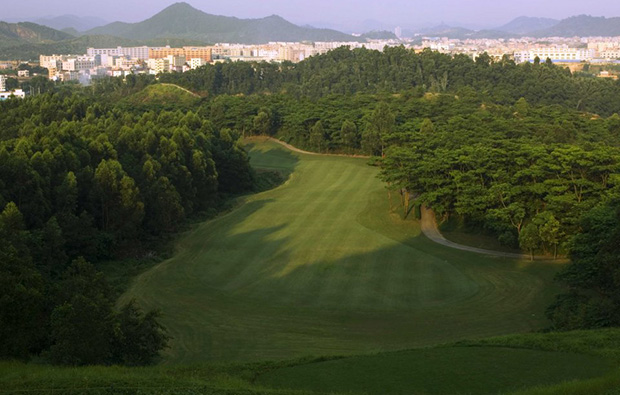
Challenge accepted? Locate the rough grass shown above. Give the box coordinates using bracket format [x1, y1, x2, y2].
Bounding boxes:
[2, 329, 619, 395]
[256, 347, 615, 395]
[120, 138, 565, 364]
[122, 84, 200, 109]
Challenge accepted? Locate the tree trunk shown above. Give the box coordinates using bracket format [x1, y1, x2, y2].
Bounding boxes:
[403, 190, 410, 218]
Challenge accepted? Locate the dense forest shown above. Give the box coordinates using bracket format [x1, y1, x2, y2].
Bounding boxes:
[161, 46, 620, 330]
[0, 88, 255, 364]
[161, 46, 620, 116]
[3, 45, 620, 365]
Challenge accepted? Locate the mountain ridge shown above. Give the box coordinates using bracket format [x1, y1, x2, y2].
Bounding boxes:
[533, 15, 620, 37]
[494, 16, 559, 35]
[85, 2, 362, 44]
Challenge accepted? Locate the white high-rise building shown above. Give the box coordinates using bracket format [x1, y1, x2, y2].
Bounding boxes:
[395, 26, 402, 39]
[0, 74, 6, 92]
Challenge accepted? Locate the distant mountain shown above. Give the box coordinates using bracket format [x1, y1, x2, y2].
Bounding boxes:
[33, 15, 108, 32]
[360, 30, 398, 40]
[0, 21, 74, 49]
[415, 24, 514, 40]
[495, 16, 559, 35]
[533, 15, 620, 37]
[86, 2, 360, 44]
[417, 24, 474, 38]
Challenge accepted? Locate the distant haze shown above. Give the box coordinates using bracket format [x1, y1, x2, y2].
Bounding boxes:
[4, 0, 620, 31]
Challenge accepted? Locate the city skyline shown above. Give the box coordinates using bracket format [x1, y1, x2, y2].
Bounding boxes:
[4, 0, 620, 31]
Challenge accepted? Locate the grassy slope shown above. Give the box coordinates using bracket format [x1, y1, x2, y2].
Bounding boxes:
[120, 137, 563, 364]
[121, 84, 201, 110]
[2, 330, 620, 394]
[257, 347, 613, 395]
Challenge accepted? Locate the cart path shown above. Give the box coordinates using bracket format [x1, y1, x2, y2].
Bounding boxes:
[159, 83, 201, 97]
[261, 137, 549, 261]
[265, 137, 371, 158]
[420, 206, 551, 260]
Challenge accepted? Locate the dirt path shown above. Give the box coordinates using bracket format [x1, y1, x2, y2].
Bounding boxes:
[265, 137, 371, 159]
[420, 206, 552, 260]
[159, 83, 201, 98]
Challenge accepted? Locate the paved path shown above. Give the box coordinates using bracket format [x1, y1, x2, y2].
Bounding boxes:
[420, 206, 550, 260]
[266, 137, 550, 261]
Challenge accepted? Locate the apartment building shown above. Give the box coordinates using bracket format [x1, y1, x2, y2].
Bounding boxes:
[147, 58, 170, 74]
[514, 47, 595, 63]
[148, 46, 211, 62]
[87, 46, 149, 60]
[0, 74, 6, 92]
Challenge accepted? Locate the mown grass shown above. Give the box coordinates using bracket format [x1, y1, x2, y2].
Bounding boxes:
[2, 329, 619, 395]
[257, 347, 614, 395]
[118, 137, 564, 364]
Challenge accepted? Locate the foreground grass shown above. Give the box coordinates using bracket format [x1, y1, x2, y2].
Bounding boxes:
[257, 347, 613, 395]
[120, 137, 564, 363]
[2, 329, 618, 395]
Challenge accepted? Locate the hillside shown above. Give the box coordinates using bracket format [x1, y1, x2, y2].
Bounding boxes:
[416, 24, 514, 39]
[2, 329, 620, 394]
[0, 21, 74, 49]
[534, 15, 620, 37]
[33, 15, 108, 32]
[417, 15, 620, 39]
[122, 84, 201, 110]
[86, 2, 361, 44]
[495, 16, 559, 35]
[360, 30, 398, 40]
[118, 138, 562, 363]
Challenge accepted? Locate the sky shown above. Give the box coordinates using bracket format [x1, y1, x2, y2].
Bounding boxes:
[4, 0, 620, 30]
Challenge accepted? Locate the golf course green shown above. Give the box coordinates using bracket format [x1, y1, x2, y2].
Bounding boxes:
[122, 137, 563, 364]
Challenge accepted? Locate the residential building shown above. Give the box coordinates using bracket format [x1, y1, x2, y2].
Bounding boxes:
[147, 58, 170, 74]
[189, 58, 205, 69]
[0, 89, 25, 100]
[514, 47, 595, 63]
[0, 74, 6, 91]
[88, 46, 149, 60]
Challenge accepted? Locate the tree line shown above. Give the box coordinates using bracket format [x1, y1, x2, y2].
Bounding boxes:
[0, 89, 255, 364]
[5, 44, 620, 360]
[159, 48, 620, 332]
[161, 46, 620, 116]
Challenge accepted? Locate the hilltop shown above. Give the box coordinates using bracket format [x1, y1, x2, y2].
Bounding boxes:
[0, 21, 74, 49]
[414, 15, 620, 39]
[494, 16, 559, 35]
[533, 15, 620, 37]
[86, 2, 361, 44]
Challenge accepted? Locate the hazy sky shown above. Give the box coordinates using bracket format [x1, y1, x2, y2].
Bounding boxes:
[4, 0, 620, 29]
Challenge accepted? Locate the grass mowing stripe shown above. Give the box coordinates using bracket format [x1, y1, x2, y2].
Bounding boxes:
[121, 139, 564, 362]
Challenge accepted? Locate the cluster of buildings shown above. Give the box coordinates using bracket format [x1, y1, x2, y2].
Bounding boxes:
[9, 35, 619, 87]
[417, 36, 620, 65]
[0, 74, 26, 100]
[38, 40, 400, 83]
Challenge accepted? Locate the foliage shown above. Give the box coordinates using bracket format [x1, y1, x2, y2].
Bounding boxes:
[546, 200, 620, 330]
[3, 329, 620, 395]
[164, 46, 620, 116]
[0, 86, 255, 364]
